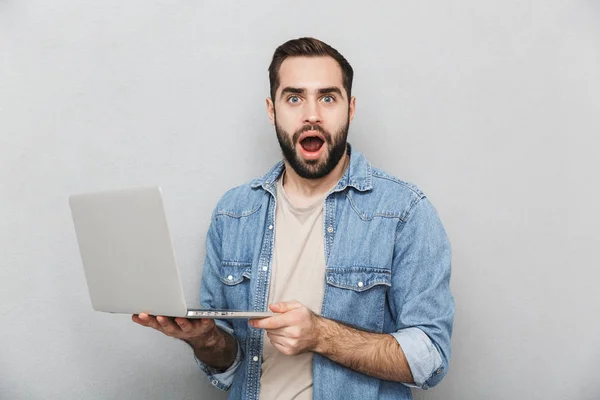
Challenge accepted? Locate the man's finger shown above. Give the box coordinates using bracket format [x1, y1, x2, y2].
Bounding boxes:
[138, 312, 157, 326]
[264, 327, 287, 337]
[174, 318, 195, 334]
[156, 316, 181, 334]
[266, 331, 286, 346]
[132, 314, 149, 326]
[141, 315, 163, 331]
[250, 315, 288, 330]
[269, 301, 302, 313]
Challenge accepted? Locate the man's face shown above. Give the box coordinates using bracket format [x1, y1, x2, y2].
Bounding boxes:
[267, 56, 356, 179]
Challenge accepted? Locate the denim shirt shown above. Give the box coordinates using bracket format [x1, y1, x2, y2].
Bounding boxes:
[196, 146, 454, 400]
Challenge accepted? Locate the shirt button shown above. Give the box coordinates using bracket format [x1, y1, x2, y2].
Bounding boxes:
[262, 266, 268, 272]
[211, 379, 218, 386]
[227, 275, 233, 281]
[357, 281, 364, 288]
[327, 226, 334, 233]
[435, 368, 443, 374]
[252, 356, 259, 362]
[268, 225, 273, 230]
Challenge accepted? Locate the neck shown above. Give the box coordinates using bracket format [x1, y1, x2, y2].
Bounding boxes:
[282, 152, 349, 201]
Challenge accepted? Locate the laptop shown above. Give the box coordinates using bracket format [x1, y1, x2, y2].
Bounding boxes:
[68, 186, 273, 320]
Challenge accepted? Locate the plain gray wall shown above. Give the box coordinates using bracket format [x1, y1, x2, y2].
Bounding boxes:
[1, 1, 599, 399]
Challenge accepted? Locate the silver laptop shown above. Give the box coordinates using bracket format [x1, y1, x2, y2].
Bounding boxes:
[68, 186, 272, 320]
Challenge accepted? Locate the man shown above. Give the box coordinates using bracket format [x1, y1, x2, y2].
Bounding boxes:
[133, 37, 454, 400]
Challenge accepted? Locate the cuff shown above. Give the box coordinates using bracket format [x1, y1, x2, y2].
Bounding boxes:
[390, 327, 443, 389]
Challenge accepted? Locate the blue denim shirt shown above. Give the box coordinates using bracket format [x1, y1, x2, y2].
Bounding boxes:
[196, 145, 454, 399]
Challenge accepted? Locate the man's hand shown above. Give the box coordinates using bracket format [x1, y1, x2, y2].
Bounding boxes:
[249, 301, 415, 383]
[132, 313, 217, 348]
[249, 301, 323, 356]
[132, 313, 238, 370]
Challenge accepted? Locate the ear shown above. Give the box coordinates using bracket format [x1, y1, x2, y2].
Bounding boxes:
[266, 98, 275, 125]
[349, 96, 356, 123]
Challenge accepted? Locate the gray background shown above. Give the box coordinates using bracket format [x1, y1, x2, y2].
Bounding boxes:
[1, 1, 599, 399]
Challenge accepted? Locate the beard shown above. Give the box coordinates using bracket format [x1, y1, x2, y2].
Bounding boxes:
[275, 113, 349, 180]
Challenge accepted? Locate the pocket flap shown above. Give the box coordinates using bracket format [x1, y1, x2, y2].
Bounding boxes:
[326, 267, 391, 292]
[219, 262, 252, 285]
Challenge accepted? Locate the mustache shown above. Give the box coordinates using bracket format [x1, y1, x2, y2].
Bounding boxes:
[292, 125, 332, 144]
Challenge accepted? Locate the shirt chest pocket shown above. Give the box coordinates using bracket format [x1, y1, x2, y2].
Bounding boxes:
[218, 261, 252, 310]
[324, 267, 391, 332]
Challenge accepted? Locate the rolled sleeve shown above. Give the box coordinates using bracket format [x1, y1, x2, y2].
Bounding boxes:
[194, 320, 243, 391]
[391, 327, 443, 389]
[390, 197, 454, 389]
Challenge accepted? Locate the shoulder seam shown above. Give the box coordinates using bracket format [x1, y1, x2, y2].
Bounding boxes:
[371, 169, 426, 199]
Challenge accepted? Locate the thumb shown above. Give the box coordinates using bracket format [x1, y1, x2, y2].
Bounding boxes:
[269, 301, 302, 313]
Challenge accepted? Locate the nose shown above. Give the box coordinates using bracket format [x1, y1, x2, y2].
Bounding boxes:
[302, 99, 322, 125]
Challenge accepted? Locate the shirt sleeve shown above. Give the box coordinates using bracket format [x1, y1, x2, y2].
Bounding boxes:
[389, 197, 454, 389]
[194, 212, 243, 391]
[390, 327, 443, 388]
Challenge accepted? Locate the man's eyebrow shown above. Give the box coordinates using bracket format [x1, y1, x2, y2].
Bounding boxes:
[279, 86, 345, 99]
[318, 87, 343, 97]
[279, 87, 305, 98]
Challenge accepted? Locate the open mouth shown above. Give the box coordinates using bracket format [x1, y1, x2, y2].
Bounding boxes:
[300, 136, 325, 153]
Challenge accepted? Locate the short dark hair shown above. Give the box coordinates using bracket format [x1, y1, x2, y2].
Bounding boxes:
[268, 37, 354, 101]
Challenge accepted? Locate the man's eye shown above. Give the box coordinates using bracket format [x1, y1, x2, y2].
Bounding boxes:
[321, 95, 335, 103]
[288, 96, 301, 104]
